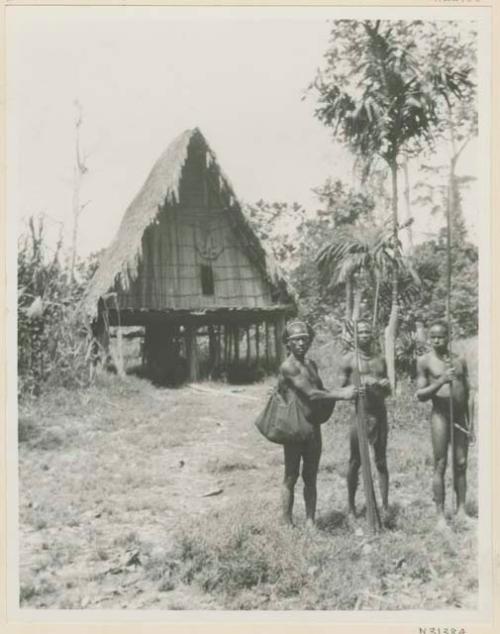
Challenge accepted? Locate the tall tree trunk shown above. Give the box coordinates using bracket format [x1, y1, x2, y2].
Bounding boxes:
[345, 277, 353, 321]
[71, 160, 81, 284]
[372, 272, 381, 333]
[385, 160, 399, 391]
[445, 107, 471, 327]
[71, 101, 88, 284]
[446, 159, 455, 328]
[402, 158, 414, 251]
[352, 281, 362, 322]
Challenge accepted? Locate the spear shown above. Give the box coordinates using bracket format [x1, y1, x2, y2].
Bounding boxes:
[353, 320, 382, 533]
[446, 168, 456, 512]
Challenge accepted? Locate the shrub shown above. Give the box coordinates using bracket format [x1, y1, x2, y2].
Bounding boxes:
[18, 217, 97, 397]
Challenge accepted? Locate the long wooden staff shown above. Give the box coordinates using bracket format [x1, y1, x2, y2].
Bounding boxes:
[353, 320, 382, 533]
[446, 180, 456, 512]
[447, 321, 456, 513]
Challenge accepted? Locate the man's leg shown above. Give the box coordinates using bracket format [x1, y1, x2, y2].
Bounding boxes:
[431, 411, 449, 523]
[282, 443, 301, 525]
[453, 424, 469, 517]
[302, 427, 322, 526]
[373, 419, 389, 512]
[347, 422, 361, 517]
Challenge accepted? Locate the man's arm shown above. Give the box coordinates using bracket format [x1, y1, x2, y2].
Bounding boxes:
[379, 359, 392, 396]
[462, 357, 471, 424]
[280, 361, 327, 400]
[462, 357, 470, 406]
[465, 366, 476, 444]
[309, 360, 325, 390]
[458, 356, 476, 442]
[282, 360, 355, 402]
[338, 354, 352, 387]
[365, 358, 391, 397]
[319, 354, 357, 401]
[310, 358, 356, 401]
[415, 356, 453, 402]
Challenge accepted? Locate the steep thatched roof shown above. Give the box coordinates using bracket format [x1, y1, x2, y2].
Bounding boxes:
[81, 128, 294, 317]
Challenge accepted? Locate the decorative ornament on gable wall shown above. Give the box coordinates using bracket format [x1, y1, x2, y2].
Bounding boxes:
[193, 221, 225, 261]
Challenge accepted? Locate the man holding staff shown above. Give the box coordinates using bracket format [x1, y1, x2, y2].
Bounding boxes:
[339, 320, 391, 522]
[279, 321, 356, 528]
[416, 321, 472, 528]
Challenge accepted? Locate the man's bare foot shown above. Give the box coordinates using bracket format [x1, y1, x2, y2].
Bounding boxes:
[346, 512, 364, 535]
[381, 506, 391, 527]
[354, 525, 364, 537]
[455, 508, 475, 529]
[304, 518, 316, 531]
[435, 515, 448, 532]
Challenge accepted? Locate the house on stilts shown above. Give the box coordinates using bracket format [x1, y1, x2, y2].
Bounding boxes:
[81, 128, 296, 384]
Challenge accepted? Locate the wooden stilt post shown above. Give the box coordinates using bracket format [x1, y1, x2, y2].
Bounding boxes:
[141, 333, 147, 367]
[234, 325, 240, 363]
[186, 326, 200, 382]
[265, 320, 270, 368]
[275, 314, 286, 367]
[208, 325, 216, 378]
[274, 320, 279, 364]
[223, 324, 229, 366]
[112, 301, 125, 378]
[143, 323, 153, 375]
[163, 326, 176, 383]
[246, 325, 251, 363]
[255, 322, 260, 362]
[228, 325, 234, 365]
[92, 313, 110, 377]
[215, 325, 222, 370]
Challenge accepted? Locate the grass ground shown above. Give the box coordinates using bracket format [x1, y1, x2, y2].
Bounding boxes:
[18, 342, 478, 610]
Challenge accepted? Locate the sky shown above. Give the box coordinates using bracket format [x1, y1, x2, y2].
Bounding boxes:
[7, 6, 484, 258]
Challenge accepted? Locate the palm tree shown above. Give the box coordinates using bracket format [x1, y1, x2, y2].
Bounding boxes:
[317, 221, 420, 341]
[312, 19, 470, 388]
[316, 222, 393, 328]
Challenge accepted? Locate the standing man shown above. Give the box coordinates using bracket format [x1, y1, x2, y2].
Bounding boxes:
[279, 321, 356, 528]
[339, 320, 391, 521]
[416, 321, 471, 528]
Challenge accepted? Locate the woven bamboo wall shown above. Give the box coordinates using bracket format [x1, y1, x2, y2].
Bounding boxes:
[114, 142, 274, 310]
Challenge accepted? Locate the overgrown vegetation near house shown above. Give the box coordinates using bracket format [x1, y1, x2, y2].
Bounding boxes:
[17, 216, 100, 397]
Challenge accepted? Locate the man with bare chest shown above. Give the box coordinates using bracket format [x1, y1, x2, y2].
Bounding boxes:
[339, 320, 391, 519]
[416, 321, 471, 528]
[279, 321, 356, 527]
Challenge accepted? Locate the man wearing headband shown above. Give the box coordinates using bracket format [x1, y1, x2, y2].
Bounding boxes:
[339, 320, 391, 523]
[279, 320, 356, 528]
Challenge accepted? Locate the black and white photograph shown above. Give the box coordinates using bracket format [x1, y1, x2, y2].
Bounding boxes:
[5, 2, 493, 624]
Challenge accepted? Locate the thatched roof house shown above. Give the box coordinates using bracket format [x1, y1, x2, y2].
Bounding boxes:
[83, 128, 295, 383]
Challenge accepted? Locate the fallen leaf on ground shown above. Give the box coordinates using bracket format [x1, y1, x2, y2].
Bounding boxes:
[201, 488, 224, 497]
